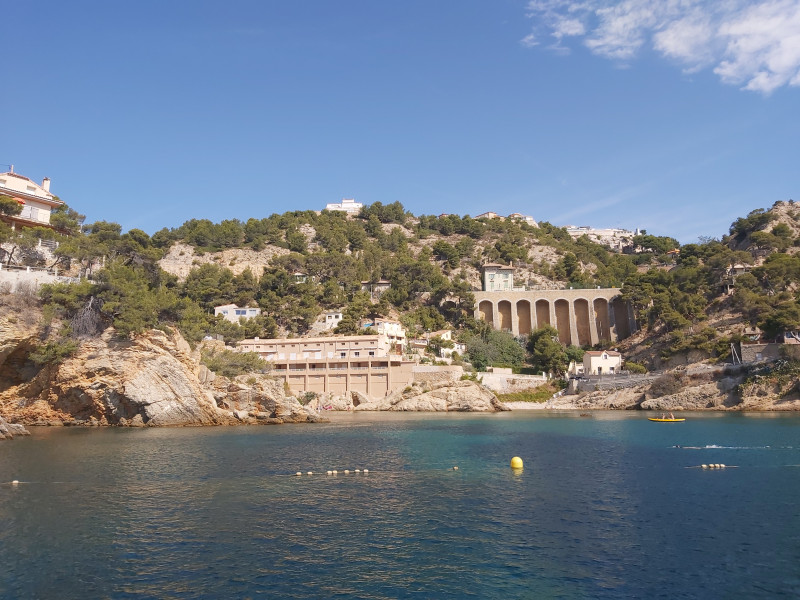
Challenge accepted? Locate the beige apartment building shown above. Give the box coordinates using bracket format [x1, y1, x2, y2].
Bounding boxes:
[237, 335, 415, 399]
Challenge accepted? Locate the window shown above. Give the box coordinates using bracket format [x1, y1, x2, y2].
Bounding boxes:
[340, 352, 346, 358]
[235, 309, 246, 316]
[369, 351, 375, 357]
[354, 351, 360, 357]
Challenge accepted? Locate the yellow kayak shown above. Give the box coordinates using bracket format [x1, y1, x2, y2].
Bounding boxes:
[648, 418, 686, 422]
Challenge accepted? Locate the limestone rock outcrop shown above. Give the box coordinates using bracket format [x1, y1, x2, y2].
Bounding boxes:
[355, 380, 508, 412]
[0, 415, 30, 439]
[0, 319, 322, 426]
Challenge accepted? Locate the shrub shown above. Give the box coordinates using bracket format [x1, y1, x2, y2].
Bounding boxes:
[201, 349, 269, 378]
[625, 361, 648, 374]
[649, 373, 685, 398]
[497, 382, 563, 403]
[29, 338, 80, 366]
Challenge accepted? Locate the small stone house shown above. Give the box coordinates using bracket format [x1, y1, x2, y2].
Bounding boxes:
[481, 263, 514, 292]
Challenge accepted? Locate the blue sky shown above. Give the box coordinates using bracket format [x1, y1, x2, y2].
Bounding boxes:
[3, 0, 799, 243]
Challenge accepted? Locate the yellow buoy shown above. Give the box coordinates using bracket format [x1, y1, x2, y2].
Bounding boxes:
[453, 466, 459, 471]
[295, 472, 302, 476]
[701, 464, 708, 469]
[344, 470, 350, 474]
[363, 469, 369, 474]
[307, 471, 313, 476]
[510, 456, 524, 469]
[12, 480, 19, 485]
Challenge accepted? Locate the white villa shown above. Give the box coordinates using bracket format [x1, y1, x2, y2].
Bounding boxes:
[325, 198, 363, 214]
[214, 304, 261, 323]
[373, 320, 406, 351]
[565, 226, 639, 251]
[0, 166, 64, 230]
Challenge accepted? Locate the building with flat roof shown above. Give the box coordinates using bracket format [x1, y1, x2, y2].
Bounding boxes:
[214, 304, 261, 323]
[237, 334, 414, 398]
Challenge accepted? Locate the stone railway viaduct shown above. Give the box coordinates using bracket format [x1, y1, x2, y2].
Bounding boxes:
[473, 288, 636, 345]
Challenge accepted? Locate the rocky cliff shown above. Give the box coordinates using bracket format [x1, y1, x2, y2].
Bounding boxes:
[0, 308, 322, 427]
[355, 380, 508, 412]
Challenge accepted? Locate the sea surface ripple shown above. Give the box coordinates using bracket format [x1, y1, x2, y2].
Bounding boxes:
[1, 411, 799, 599]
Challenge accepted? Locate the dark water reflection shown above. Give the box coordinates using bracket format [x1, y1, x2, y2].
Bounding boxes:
[1, 412, 799, 598]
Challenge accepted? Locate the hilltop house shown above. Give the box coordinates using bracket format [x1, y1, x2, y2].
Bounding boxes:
[0, 167, 64, 231]
[507, 213, 538, 227]
[325, 198, 363, 214]
[565, 226, 638, 252]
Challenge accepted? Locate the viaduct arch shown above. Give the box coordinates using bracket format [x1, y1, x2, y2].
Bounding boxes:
[474, 288, 635, 345]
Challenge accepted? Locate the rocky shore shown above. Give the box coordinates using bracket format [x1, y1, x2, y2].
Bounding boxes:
[527, 367, 800, 411]
[0, 415, 30, 439]
[3, 306, 800, 439]
[0, 318, 325, 429]
[0, 311, 509, 435]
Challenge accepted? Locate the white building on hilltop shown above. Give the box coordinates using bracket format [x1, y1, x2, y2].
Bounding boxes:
[325, 198, 363, 214]
[564, 226, 639, 251]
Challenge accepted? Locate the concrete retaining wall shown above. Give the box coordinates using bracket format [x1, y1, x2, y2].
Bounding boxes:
[411, 365, 463, 384]
[0, 267, 81, 293]
[478, 372, 549, 394]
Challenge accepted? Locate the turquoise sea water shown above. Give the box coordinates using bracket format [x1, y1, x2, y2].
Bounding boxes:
[1, 412, 799, 599]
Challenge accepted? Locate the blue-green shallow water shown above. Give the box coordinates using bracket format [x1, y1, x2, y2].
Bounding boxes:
[1, 412, 799, 599]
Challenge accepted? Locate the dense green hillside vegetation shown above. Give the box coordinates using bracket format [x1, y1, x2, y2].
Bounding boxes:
[4, 199, 800, 373]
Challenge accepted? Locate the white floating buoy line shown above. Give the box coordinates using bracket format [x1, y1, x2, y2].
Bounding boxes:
[292, 469, 371, 476]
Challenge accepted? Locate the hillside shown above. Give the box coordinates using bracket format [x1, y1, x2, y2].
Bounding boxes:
[3, 198, 800, 376]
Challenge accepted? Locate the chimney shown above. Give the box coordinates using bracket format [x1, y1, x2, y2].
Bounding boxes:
[9, 165, 13, 173]
[42, 177, 51, 193]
